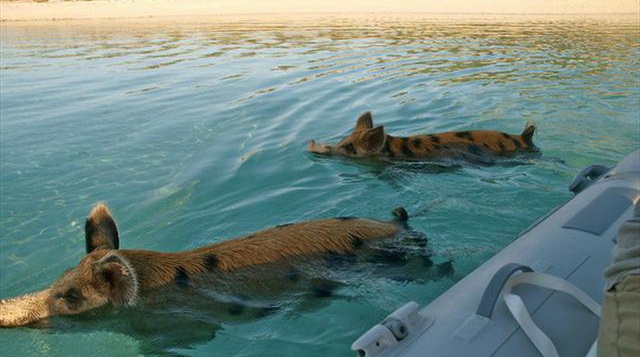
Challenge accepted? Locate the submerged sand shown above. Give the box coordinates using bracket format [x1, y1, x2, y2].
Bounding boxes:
[1, 0, 638, 22]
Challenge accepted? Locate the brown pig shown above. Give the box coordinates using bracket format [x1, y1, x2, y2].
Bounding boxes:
[0, 203, 410, 327]
[308, 112, 537, 161]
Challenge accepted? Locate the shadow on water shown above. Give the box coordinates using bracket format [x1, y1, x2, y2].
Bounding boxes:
[28, 230, 453, 356]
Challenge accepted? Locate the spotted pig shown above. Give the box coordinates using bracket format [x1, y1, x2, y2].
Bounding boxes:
[0, 203, 411, 327]
[308, 112, 537, 161]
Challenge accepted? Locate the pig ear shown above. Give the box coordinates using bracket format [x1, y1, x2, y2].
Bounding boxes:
[93, 253, 138, 307]
[85, 203, 120, 254]
[362, 126, 386, 151]
[354, 112, 374, 131]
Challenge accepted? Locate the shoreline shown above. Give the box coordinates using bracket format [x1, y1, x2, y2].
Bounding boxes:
[2, 0, 639, 23]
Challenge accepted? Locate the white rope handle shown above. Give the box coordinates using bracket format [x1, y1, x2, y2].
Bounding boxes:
[501, 272, 601, 357]
[504, 272, 601, 316]
[504, 293, 560, 357]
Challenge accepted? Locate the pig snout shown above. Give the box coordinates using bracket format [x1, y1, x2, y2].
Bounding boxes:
[308, 140, 331, 154]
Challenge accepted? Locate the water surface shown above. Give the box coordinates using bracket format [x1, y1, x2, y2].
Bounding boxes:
[1, 14, 638, 357]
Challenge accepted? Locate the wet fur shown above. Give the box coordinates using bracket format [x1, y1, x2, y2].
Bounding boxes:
[381, 130, 534, 159]
[309, 111, 537, 160]
[113, 217, 400, 294]
[0, 203, 408, 328]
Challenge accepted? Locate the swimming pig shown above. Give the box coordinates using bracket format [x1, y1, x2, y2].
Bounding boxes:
[308, 112, 537, 161]
[0, 203, 412, 327]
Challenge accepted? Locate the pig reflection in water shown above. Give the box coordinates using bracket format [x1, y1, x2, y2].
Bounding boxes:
[0, 203, 450, 353]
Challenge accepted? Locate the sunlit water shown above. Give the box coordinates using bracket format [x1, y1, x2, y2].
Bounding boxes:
[1, 14, 638, 357]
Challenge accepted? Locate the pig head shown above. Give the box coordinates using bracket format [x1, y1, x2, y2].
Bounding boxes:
[0, 204, 137, 327]
[309, 112, 384, 157]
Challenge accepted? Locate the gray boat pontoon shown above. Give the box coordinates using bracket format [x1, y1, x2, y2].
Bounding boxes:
[352, 150, 640, 357]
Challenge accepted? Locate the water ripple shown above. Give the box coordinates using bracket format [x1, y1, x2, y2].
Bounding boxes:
[0, 14, 638, 357]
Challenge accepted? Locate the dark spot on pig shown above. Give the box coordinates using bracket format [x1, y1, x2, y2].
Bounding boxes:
[498, 142, 506, 153]
[455, 131, 474, 141]
[483, 143, 490, 148]
[175, 267, 190, 288]
[412, 138, 422, 148]
[276, 223, 293, 228]
[429, 135, 440, 143]
[350, 235, 364, 249]
[400, 138, 415, 157]
[203, 254, 218, 270]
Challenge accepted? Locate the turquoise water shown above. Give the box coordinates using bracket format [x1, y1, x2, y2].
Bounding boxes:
[1, 15, 638, 357]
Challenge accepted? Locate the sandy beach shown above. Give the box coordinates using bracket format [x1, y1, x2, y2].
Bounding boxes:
[1, 0, 638, 22]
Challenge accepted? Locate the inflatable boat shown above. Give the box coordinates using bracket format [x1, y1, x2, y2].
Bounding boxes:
[352, 150, 640, 357]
